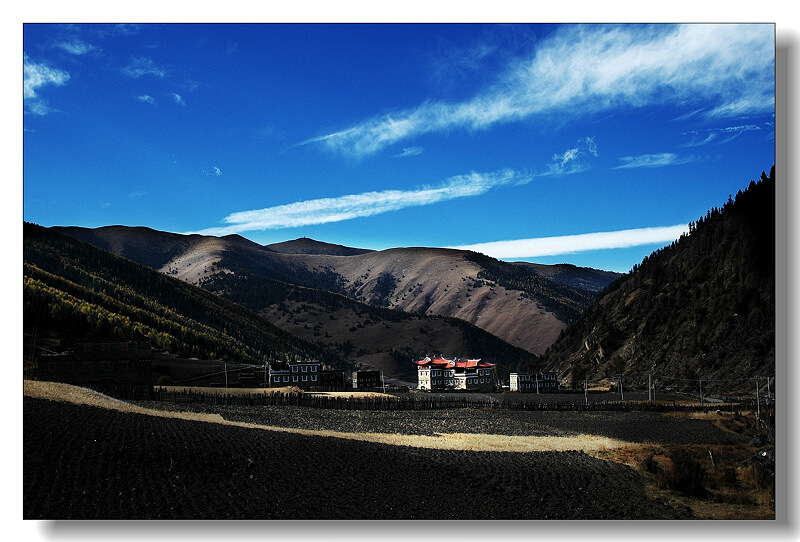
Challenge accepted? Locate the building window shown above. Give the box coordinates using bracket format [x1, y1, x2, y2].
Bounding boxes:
[302, 376, 308, 381]
[302, 366, 307, 372]
[311, 375, 317, 381]
[283, 376, 289, 382]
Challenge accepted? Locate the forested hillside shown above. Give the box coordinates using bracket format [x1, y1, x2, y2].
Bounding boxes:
[23, 223, 348, 368]
[544, 167, 775, 395]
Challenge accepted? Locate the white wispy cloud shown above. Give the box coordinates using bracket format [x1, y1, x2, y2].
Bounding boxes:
[538, 137, 597, 176]
[137, 94, 155, 104]
[202, 166, 222, 177]
[448, 224, 690, 259]
[191, 169, 531, 236]
[123, 57, 166, 78]
[394, 146, 424, 158]
[53, 39, 96, 55]
[612, 153, 695, 170]
[23, 54, 69, 115]
[682, 124, 763, 147]
[300, 24, 773, 158]
[172, 93, 185, 105]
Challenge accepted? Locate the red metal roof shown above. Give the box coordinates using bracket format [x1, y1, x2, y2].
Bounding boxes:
[414, 357, 495, 369]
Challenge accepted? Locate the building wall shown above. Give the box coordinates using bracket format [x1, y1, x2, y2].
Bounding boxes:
[269, 361, 321, 389]
[417, 365, 498, 392]
[353, 371, 383, 389]
[510, 372, 559, 392]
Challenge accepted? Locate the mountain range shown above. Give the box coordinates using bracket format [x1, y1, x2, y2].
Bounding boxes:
[27, 224, 597, 384]
[54, 225, 618, 377]
[25, 166, 775, 393]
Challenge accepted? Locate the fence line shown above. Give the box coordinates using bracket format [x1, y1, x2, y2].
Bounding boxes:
[129, 387, 762, 413]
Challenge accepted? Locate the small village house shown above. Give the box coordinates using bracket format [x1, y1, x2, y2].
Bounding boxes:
[509, 371, 560, 392]
[268, 360, 321, 389]
[352, 370, 383, 390]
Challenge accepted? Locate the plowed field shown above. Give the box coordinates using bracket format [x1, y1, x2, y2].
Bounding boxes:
[23, 393, 703, 519]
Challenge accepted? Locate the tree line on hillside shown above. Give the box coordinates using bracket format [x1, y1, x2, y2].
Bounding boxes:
[463, 252, 596, 325]
[544, 167, 775, 395]
[23, 223, 346, 367]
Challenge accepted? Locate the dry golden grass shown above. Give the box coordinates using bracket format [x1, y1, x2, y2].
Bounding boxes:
[591, 442, 775, 520]
[24, 380, 626, 453]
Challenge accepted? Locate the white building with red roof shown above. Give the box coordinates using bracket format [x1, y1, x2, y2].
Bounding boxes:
[413, 356, 498, 391]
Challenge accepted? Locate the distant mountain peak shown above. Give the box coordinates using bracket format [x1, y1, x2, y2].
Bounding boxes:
[265, 237, 374, 256]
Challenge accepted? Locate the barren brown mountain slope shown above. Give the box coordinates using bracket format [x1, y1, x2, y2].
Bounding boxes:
[56, 227, 606, 357]
[294, 248, 566, 354]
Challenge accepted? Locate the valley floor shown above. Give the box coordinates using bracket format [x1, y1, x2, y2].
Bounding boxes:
[23, 396, 692, 520]
[23, 382, 771, 520]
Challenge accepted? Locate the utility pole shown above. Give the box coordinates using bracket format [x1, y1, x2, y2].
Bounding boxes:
[381, 371, 386, 394]
[648, 373, 652, 402]
[584, 378, 588, 405]
[755, 376, 760, 420]
[619, 374, 624, 401]
[535, 372, 540, 394]
[225, 363, 228, 389]
[699, 378, 703, 405]
[28, 326, 37, 380]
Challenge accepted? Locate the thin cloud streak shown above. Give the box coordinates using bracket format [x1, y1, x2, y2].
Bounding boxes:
[54, 39, 96, 55]
[301, 24, 773, 158]
[191, 169, 531, 236]
[448, 224, 690, 259]
[394, 146, 424, 158]
[612, 153, 695, 170]
[123, 57, 166, 78]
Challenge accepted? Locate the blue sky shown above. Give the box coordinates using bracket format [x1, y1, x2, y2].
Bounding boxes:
[23, 23, 775, 273]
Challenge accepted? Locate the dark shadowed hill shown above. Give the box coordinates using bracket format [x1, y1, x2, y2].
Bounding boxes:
[543, 167, 775, 396]
[24, 223, 346, 369]
[514, 262, 621, 293]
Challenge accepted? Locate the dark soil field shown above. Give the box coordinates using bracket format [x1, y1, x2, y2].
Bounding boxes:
[24, 396, 697, 520]
[132, 400, 743, 445]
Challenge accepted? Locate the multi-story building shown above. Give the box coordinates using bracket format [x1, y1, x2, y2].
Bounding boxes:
[413, 356, 498, 392]
[37, 340, 152, 386]
[509, 371, 560, 392]
[320, 369, 349, 390]
[268, 360, 321, 389]
[352, 370, 383, 390]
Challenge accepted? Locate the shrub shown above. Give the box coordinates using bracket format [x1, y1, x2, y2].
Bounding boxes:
[656, 448, 707, 497]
